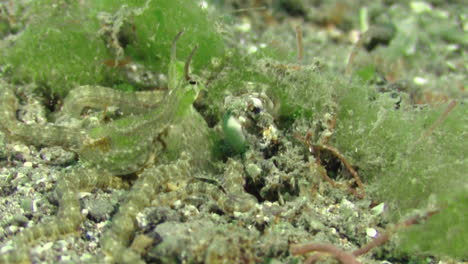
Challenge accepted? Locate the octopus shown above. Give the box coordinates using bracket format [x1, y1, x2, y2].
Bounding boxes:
[0, 31, 259, 264]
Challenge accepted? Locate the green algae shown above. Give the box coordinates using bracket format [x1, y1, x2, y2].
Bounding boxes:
[0, 2, 109, 97]
[0, 0, 224, 97]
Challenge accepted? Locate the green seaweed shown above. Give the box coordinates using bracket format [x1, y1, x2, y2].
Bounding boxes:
[0, 0, 224, 97]
[89, 0, 225, 76]
[0, 1, 109, 97]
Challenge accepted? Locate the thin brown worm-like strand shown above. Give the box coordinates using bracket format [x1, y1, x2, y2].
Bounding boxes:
[313, 144, 365, 198]
[291, 243, 361, 264]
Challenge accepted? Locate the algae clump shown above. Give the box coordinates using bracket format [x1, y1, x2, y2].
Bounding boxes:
[0, 0, 224, 98]
[0, 0, 109, 97]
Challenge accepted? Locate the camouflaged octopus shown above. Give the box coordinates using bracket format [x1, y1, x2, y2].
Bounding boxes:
[0, 32, 257, 264]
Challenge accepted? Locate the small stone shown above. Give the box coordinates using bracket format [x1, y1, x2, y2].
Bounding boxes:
[5, 225, 18, 236]
[0, 244, 14, 254]
[308, 218, 326, 232]
[130, 234, 154, 255]
[0, 132, 6, 159]
[39, 146, 77, 166]
[82, 196, 116, 222]
[246, 163, 262, 178]
[371, 203, 386, 216]
[12, 144, 31, 162]
[31, 241, 54, 255]
[12, 214, 29, 227]
[181, 205, 199, 218]
[413, 76, 428, 85]
[340, 198, 355, 210]
[366, 227, 378, 238]
[80, 253, 95, 262]
[60, 255, 72, 262]
[20, 198, 35, 213]
[136, 207, 180, 231]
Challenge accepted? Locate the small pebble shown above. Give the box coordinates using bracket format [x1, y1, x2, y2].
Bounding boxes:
[5, 225, 18, 236]
[40, 146, 76, 166]
[20, 198, 35, 213]
[12, 214, 29, 227]
[0, 132, 6, 159]
[366, 227, 378, 238]
[246, 163, 262, 178]
[82, 196, 117, 222]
